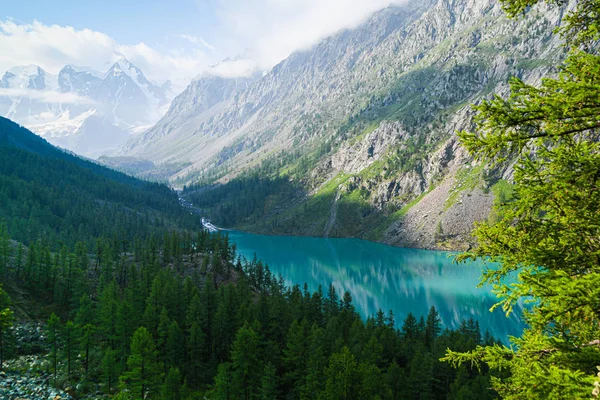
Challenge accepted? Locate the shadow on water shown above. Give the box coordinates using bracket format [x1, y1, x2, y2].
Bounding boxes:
[228, 230, 525, 342]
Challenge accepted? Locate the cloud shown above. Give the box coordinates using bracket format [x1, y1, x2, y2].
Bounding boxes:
[206, 58, 258, 78]
[0, 88, 96, 104]
[178, 34, 216, 51]
[0, 1, 408, 88]
[210, 0, 408, 70]
[0, 20, 213, 90]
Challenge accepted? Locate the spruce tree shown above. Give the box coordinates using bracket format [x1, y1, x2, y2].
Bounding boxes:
[119, 327, 162, 399]
[323, 346, 360, 400]
[230, 323, 263, 400]
[443, 0, 600, 397]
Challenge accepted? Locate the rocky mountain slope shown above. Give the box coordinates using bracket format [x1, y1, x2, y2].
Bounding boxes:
[0, 59, 172, 158]
[124, 0, 571, 249]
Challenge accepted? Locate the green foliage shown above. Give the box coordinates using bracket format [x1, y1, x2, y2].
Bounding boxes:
[445, 1, 600, 398]
[0, 223, 495, 399]
[0, 117, 200, 248]
[47, 313, 61, 381]
[162, 367, 182, 400]
[120, 327, 162, 399]
[229, 323, 262, 400]
[324, 346, 360, 400]
[0, 286, 13, 369]
[186, 175, 299, 227]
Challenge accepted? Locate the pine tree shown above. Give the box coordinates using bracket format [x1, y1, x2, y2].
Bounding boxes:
[0, 222, 9, 279]
[47, 313, 61, 381]
[283, 319, 309, 397]
[98, 281, 119, 350]
[115, 296, 137, 364]
[214, 362, 234, 400]
[64, 320, 77, 380]
[187, 322, 206, 387]
[166, 321, 184, 369]
[162, 367, 182, 400]
[323, 346, 360, 400]
[424, 306, 441, 350]
[325, 283, 339, 317]
[357, 361, 383, 399]
[386, 361, 406, 399]
[259, 362, 278, 400]
[302, 324, 326, 400]
[119, 327, 162, 399]
[230, 323, 263, 400]
[401, 313, 418, 341]
[408, 347, 434, 399]
[157, 307, 171, 370]
[102, 349, 120, 394]
[443, 0, 600, 398]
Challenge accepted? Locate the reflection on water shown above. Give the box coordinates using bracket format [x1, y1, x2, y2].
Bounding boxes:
[228, 230, 524, 341]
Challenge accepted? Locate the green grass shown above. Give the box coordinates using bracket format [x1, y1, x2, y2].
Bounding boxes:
[491, 179, 514, 205]
[445, 165, 484, 209]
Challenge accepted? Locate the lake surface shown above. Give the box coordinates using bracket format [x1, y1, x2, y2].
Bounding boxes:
[227, 230, 524, 341]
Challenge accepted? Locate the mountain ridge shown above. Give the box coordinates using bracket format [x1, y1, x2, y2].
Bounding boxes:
[123, 0, 571, 250]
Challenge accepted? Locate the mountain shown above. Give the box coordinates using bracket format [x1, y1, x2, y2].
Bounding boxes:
[0, 116, 198, 246]
[0, 59, 172, 159]
[124, 0, 571, 249]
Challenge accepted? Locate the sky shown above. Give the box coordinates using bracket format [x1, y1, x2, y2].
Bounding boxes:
[1, 0, 405, 90]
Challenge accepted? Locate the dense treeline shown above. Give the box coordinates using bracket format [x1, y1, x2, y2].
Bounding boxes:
[0, 226, 498, 399]
[0, 117, 200, 247]
[185, 175, 298, 227]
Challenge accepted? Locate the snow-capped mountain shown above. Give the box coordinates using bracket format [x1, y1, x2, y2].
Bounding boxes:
[0, 59, 173, 158]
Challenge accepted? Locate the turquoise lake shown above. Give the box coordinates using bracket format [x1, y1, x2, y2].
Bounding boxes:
[227, 230, 524, 341]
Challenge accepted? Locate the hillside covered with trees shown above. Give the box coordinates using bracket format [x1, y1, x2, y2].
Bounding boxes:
[0, 118, 496, 398]
[0, 116, 198, 247]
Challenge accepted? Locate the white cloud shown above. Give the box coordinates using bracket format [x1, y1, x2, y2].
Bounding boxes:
[210, 0, 407, 70]
[0, 20, 213, 90]
[178, 34, 216, 51]
[207, 58, 258, 78]
[0, 88, 96, 104]
[0, 1, 408, 87]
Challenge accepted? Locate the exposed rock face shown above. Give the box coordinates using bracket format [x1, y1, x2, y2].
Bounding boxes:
[126, 0, 572, 249]
[331, 122, 407, 175]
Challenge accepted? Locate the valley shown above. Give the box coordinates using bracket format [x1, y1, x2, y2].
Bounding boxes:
[0, 0, 598, 397]
[109, 0, 572, 250]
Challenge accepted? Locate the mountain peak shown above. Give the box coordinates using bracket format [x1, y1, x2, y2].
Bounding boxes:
[106, 57, 147, 83]
[59, 65, 103, 81]
[7, 64, 45, 76]
[2, 65, 56, 91]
